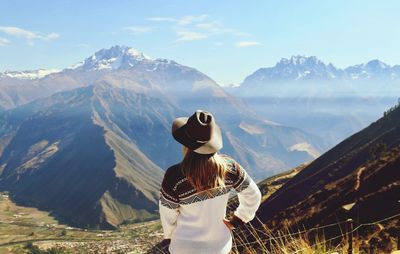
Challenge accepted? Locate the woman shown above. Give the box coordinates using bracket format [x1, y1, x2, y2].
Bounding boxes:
[159, 110, 262, 254]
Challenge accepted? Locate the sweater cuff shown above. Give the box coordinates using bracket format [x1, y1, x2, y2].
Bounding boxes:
[229, 215, 245, 228]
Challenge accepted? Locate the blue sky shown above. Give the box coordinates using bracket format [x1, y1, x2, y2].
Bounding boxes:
[1, 0, 400, 85]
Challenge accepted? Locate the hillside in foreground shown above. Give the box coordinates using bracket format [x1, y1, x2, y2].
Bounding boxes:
[254, 102, 400, 252]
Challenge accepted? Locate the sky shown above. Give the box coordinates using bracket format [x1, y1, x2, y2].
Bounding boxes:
[1, 0, 400, 85]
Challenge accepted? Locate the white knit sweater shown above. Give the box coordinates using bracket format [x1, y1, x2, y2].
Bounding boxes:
[159, 155, 262, 254]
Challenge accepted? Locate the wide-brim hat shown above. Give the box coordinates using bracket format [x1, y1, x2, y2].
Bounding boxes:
[172, 110, 223, 155]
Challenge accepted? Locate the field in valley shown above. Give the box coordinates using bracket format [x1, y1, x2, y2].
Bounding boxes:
[0, 192, 163, 254]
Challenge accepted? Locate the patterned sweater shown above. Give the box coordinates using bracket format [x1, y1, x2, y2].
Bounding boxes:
[159, 155, 262, 254]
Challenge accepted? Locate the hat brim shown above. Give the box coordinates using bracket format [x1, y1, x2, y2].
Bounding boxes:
[172, 117, 223, 154]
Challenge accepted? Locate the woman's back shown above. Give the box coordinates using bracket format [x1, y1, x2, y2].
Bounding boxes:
[160, 155, 261, 254]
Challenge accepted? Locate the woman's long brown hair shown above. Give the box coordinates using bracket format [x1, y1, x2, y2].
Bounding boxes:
[180, 147, 227, 192]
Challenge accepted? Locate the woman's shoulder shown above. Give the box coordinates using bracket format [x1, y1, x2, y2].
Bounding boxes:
[220, 154, 249, 191]
[220, 154, 244, 172]
[163, 163, 185, 183]
[220, 154, 246, 182]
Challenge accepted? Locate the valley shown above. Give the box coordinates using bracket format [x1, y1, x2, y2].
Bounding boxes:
[0, 192, 163, 254]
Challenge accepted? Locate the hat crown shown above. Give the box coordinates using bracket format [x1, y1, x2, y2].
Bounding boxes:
[171, 110, 223, 154]
[186, 111, 213, 142]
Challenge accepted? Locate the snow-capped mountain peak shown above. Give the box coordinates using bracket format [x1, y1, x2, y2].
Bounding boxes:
[69, 45, 151, 71]
[277, 55, 323, 67]
[242, 55, 400, 86]
[0, 68, 60, 79]
[365, 59, 389, 70]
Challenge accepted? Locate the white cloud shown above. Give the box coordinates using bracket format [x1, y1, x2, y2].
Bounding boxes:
[124, 26, 152, 35]
[0, 26, 59, 43]
[146, 15, 251, 43]
[146, 16, 176, 22]
[235, 41, 262, 47]
[176, 31, 207, 42]
[196, 20, 251, 38]
[196, 21, 226, 34]
[177, 15, 208, 26]
[147, 15, 208, 26]
[0, 26, 39, 39]
[44, 32, 60, 40]
[0, 37, 10, 46]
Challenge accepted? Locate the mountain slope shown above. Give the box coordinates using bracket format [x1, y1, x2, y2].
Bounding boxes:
[256, 103, 400, 249]
[0, 84, 183, 229]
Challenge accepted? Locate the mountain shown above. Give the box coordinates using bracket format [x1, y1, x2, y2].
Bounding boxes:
[345, 59, 398, 80]
[0, 84, 184, 229]
[68, 45, 150, 71]
[255, 102, 400, 250]
[0, 46, 327, 179]
[227, 56, 400, 147]
[241, 56, 400, 85]
[0, 69, 59, 80]
[242, 56, 345, 83]
[232, 56, 400, 98]
[0, 46, 330, 228]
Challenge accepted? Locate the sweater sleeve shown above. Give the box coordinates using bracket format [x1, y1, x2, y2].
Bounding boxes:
[232, 162, 262, 224]
[159, 170, 180, 239]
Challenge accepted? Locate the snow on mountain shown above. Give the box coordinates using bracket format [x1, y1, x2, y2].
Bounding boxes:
[0, 68, 60, 79]
[345, 59, 396, 80]
[68, 45, 152, 71]
[243, 55, 345, 85]
[242, 56, 400, 86]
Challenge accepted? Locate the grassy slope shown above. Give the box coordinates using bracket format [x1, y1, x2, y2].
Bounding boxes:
[255, 105, 400, 252]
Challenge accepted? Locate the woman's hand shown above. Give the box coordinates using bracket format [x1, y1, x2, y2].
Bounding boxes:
[223, 218, 235, 231]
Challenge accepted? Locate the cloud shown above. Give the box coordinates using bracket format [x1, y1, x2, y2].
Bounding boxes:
[196, 21, 226, 33]
[146, 15, 251, 43]
[44, 32, 60, 40]
[0, 26, 59, 43]
[196, 20, 252, 38]
[124, 26, 152, 35]
[0, 37, 10, 46]
[235, 41, 262, 47]
[147, 15, 208, 26]
[177, 15, 208, 26]
[146, 16, 176, 22]
[176, 31, 207, 42]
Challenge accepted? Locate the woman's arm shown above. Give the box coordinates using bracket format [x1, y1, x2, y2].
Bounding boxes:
[159, 199, 179, 239]
[230, 163, 262, 227]
[159, 167, 180, 239]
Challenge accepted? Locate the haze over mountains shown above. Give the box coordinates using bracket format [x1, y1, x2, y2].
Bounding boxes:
[227, 55, 399, 146]
[0, 46, 327, 228]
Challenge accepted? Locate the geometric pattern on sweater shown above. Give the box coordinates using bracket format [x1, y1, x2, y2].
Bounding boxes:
[180, 186, 231, 205]
[159, 154, 251, 209]
[160, 194, 180, 209]
[234, 172, 250, 192]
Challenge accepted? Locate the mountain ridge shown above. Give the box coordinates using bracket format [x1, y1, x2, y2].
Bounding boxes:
[0, 83, 175, 229]
[242, 55, 400, 85]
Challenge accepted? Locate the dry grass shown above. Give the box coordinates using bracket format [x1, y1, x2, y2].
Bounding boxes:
[229, 218, 347, 254]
